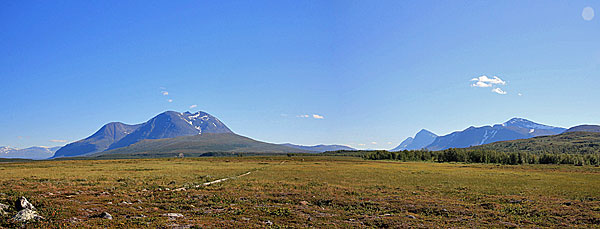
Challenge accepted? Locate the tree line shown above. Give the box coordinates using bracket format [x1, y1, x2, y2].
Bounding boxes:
[352, 149, 600, 166]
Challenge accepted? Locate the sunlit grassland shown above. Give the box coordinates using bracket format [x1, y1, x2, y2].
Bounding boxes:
[0, 156, 599, 227]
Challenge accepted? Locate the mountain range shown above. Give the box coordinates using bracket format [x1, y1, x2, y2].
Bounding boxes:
[7, 112, 598, 159]
[393, 118, 566, 151]
[468, 128, 600, 155]
[0, 146, 62, 160]
[52, 111, 349, 159]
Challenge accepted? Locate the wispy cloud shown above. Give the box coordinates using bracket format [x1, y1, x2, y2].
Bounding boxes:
[161, 91, 169, 96]
[371, 142, 378, 145]
[470, 75, 506, 88]
[492, 88, 507, 95]
[297, 114, 324, 119]
[50, 139, 67, 143]
[168, 99, 173, 103]
[358, 143, 366, 146]
[189, 104, 197, 109]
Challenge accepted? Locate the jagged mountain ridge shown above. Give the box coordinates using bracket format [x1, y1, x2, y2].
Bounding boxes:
[426, 118, 566, 150]
[391, 129, 437, 151]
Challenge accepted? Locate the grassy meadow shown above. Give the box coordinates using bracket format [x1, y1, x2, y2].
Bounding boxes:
[0, 156, 599, 228]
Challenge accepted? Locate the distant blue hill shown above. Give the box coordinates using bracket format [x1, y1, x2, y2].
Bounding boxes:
[0, 146, 61, 160]
[565, 125, 600, 133]
[280, 143, 355, 153]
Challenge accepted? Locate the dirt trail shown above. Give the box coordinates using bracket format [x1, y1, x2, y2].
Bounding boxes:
[196, 171, 252, 187]
[195, 160, 286, 187]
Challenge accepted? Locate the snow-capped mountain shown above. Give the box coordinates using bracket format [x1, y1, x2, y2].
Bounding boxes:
[52, 111, 233, 158]
[502, 118, 566, 136]
[1, 146, 62, 160]
[391, 129, 437, 151]
[426, 118, 566, 150]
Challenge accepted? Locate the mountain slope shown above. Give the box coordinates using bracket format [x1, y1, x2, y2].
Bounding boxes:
[469, 131, 600, 154]
[426, 118, 565, 151]
[107, 111, 232, 150]
[52, 122, 141, 158]
[1, 146, 61, 160]
[565, 125, 600, 133]
[93, 133, 310, 158]
[392, 129, 437, 151]
[281, 144, 355, 153]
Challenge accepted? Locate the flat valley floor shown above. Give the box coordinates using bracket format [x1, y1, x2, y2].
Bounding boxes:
[0, 156, 599, 228]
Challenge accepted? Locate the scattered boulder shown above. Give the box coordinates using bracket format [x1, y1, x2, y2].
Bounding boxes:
[264, 220, 273, 225]
[0, 203, 8, 215]
[406, 215, 416, 219]
[299, 201, 309, 206]
[96, 212, 113, 220]
[163, 213, 184, 218]
[16, 197, 35, 210]
[13, 209, 44, 222]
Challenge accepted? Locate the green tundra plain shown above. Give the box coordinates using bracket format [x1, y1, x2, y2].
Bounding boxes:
[1, 156, 599, 228]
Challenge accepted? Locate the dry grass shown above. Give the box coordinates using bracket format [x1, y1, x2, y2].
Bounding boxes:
[0, 156, 599, 228]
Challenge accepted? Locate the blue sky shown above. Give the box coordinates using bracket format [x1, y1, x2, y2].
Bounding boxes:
[1, 1, 599, 149]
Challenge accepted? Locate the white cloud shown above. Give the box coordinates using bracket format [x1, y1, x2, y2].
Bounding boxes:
[492, 88, 507, 95]
[162, 91, 169, 96]
[518, 93, 523, 96]
[471, 75, 506, 87]
[190, 104, 197, 109]
[371, 142, 378, 145]
[358, 143, 366, 146]
[583, 6, 595, 21]
[168, 99, 173, 103]
[50, 139, 67, 143]
[297, 114, 324, 119]
[387, 142, 393, 145]
[471, 81, 492, 88]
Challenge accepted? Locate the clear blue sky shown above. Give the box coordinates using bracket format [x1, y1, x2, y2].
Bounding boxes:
[2, 1, 599, 149]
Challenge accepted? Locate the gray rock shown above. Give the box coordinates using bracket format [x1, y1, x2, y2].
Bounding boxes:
[163, 213, 184, 218]
[16, 197, 35, 210]
[98, 212, 113, 220]
[13, 209, 44, 222]
[406, 215, 416, 219]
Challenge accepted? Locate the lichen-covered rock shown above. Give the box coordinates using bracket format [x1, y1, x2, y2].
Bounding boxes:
[13, 209, 44, 222]
[0, 203, 9, 215]
[16, 197, 35, 210]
